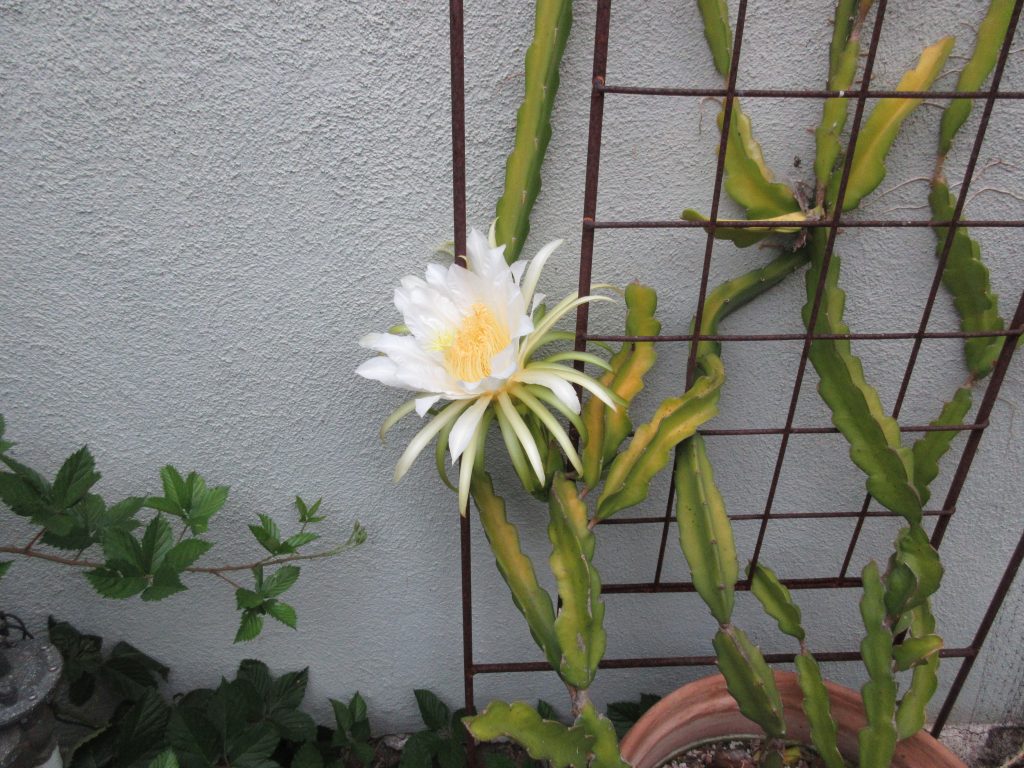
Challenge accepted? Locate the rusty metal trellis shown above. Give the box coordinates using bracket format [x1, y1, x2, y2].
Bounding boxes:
[448, 0, 1024, 743]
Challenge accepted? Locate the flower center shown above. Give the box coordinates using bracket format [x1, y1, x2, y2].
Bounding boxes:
[443, 303, 509, 382]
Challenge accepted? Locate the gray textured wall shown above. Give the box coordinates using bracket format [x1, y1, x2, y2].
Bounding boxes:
[1, 0, 1022, 733]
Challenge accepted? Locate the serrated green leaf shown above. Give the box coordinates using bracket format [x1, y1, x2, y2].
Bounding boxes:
[281, 531, 320, 551]
[86, 568, 148, 599]
[0, 561, 10, 582]
[272, 707, 317, 742]
[158, 466, 188, 512]
[142, 565, 187, 602]
[267, 600, 297, 629]
[493, 0, 572, 262]
[261, 565, 300, 599]
[102, 529, 146, 574]
[400, 731, 442, 768]
[165, 538, 213, 571]
[235, 588, 263, 610]
[415, 689, 451, 732]
[148, 750, 180, 768]
[141, 515, 174, 572]
[0, 471, 50, 518]
[52, 446, 101, 509]
[103, 641, 170, 701]
[235, 611, 264, 643]
[292, 743, 324, 768]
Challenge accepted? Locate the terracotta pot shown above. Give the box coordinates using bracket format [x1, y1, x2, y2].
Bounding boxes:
[619, 671, 965, 768]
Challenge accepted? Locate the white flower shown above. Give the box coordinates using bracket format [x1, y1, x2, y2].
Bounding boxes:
[357, 228, 617, 513]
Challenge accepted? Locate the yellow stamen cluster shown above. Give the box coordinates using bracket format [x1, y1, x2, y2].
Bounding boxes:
[444, 303, 509, 382]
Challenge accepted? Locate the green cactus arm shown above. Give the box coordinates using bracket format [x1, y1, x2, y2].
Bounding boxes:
[463, 701, 592, 768]
[939, 0, 1015, 155]
[895, 602, 940, 739]
[815, 0, 873, 188]
[470, 471, 561, 670]
[596, 356, 723, 519]
[720, 104, 802, 220]
[697, 0, 733, 78]
[581, 283, 661, 488]
[547, 474, 606, 688]
[674, 435, 737, 625]
[804, 232, 922, 521]
[694, 2, 800, 218]
[596, 250, 808, 520]
[747, 563, 804, 641]
[793, 653, 846, 768]
[858, 561, 898, 768]
[891, 635, 943, 672]
[713, 626, 787, 738]
[493, 0, 572, 263]
[828, 37, 954, 212]
[578, 703, 630, 768]
[680, 208, 807, 248]
[886, 525, 944, 617]
[911, 386, 973, 506]
[929, 184, 1005, 379]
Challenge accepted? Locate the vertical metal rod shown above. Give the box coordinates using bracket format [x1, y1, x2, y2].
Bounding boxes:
[450, 4, 475, 762]
[574, 0, 613, 353]
[748, 0, 890, 574]
[653, 0, 751, 587]
[839, 0, 1023, 577]
[931, 520, 1024, 735]
[450, 0, 468, 267]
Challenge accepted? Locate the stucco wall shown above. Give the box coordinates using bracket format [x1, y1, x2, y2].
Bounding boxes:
[1, 0, 1022, 733]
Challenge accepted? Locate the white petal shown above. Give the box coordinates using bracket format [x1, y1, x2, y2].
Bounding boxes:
[448, 396, 491, 463]
[521, 239, 562, 307]
[467, 228, 505, 281]
[489, 343, 519, 380]
[510, 259, 527, 284]
[531, 292, 546, 315]
[394, 400, 472, 482]
[356, 357, 401, 386]
[514, 369, 582, 414]
[415, 395, 441, 416]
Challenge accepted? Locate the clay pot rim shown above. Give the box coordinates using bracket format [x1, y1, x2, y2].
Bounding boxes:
[619, 671, 966, 768]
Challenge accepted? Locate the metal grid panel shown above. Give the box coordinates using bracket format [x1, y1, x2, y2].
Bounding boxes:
[448, 0, 1024, 741]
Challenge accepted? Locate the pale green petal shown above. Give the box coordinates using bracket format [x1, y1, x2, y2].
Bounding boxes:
[380, 399, 418, 441]
[496, 391, 546, 484]
[513, 385, 583, 475]
[394, 400, 473, 482]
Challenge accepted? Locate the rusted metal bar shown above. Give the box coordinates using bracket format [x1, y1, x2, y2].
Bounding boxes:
[584, 327, 1024, 343]
[597, 84, 1024, 99]
[747, 0, 890, 577]
[587, 218, 1024, 229]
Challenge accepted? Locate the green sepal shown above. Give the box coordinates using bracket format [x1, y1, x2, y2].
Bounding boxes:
[858, 562, 898, 768]
[713, 626, 786, 738]
[829, 37, 954, 211]
[675, 435, 737, 625]
[463, 701, 591, 768]
[547, 474, 606, 688]
[929, 183, 1004, 379]
[747, 563, 803, 640]
[794, 653, 845, 768]
[912, 386, 972, 506]
[493, 0, 572, 263]
[470, 471, 561, 672]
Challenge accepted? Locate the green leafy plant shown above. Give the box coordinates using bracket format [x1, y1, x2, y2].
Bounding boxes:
[48, 619, 374, 768]
[0, 417, 365, 642]
[399, 690, 469, 768]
